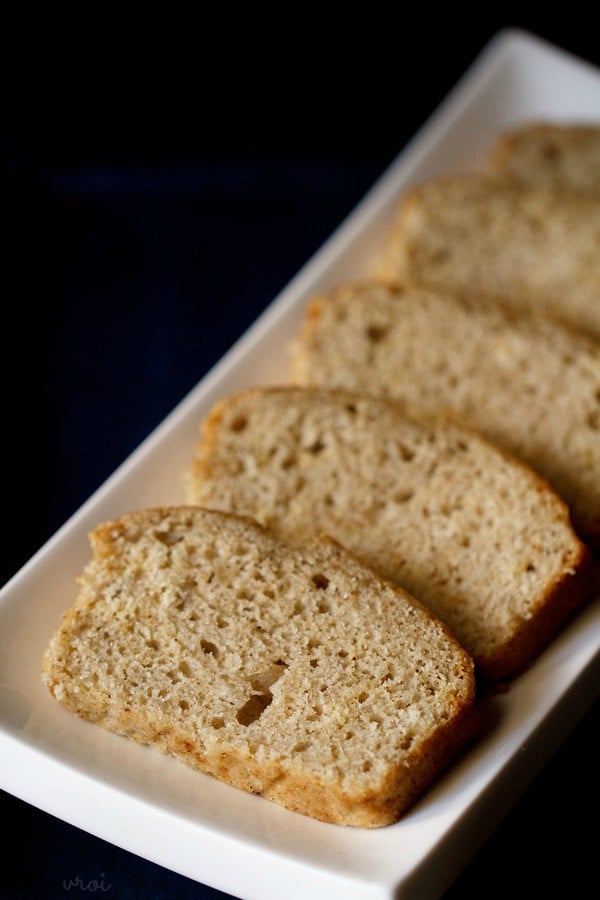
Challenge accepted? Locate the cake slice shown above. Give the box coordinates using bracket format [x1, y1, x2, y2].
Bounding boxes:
[42, 506, 477, 828]
[373, 173, 600, 338]
[292, 282, 600, 549]
[488, 122, 600, 193]
[188, 389, 593, 681]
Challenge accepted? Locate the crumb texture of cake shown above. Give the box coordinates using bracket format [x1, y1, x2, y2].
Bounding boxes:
[188, 389, 592, 681]
[42, 506, 477, 828]
[488, 122, 600, 192]
[291, 283, 600, 548]
[372, 173, 600, 339]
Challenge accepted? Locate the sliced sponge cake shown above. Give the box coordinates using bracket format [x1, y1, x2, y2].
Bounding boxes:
[42, 506, 477, 827]
[188, 389, 593, 681]
[292, 282, 600, 548]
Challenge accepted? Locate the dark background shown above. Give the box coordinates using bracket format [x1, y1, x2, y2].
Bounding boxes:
[1, 21, 598, 899]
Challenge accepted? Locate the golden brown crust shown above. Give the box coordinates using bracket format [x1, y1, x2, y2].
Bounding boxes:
[372, 174, 600, 340]
[292, 279, 600, 549]
[43, 506, 478, 828]
[190, 385, 594, 681]
[44, 652, 478, 828]
[476, 542, 598, 683]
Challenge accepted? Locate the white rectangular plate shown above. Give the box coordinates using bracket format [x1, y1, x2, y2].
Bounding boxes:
[1, 27, 599, 900]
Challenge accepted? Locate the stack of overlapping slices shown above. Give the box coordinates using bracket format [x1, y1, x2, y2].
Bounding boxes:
[43, 123, 600, 828]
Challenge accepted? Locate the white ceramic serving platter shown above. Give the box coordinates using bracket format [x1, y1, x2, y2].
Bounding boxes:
[1, 28, 599, 900]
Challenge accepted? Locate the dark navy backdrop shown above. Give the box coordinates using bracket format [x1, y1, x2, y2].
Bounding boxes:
[2, 21, 598, 899]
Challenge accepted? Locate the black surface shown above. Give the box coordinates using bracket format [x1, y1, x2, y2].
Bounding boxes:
[2, 23, 599, 900]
